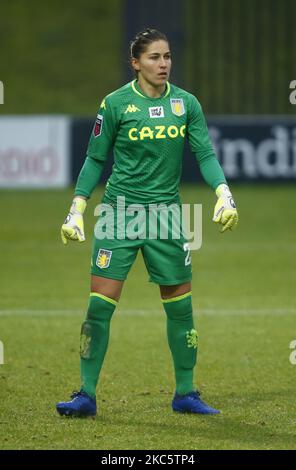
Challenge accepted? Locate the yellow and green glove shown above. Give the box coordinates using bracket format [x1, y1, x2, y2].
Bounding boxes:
[61, 197, 87, 245]
[213, 183, 238, 232]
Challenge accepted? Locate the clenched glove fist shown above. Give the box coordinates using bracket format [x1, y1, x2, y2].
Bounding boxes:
[61, 197, 87, 245]
[213, 184, 238, 232]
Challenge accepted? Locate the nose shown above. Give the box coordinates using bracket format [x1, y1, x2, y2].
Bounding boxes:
[159, 57, 167, 68]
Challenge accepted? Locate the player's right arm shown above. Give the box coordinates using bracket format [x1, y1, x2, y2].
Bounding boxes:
[61, 96, 118, 245]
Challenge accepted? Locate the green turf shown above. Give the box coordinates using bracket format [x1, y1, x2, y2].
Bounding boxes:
[0, 184, 296, 449]
[0, 0, 122, 115]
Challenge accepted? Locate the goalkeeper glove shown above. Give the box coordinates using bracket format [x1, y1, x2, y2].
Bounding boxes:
[61, 197, 87, 245]
[213, 183, 238, 232]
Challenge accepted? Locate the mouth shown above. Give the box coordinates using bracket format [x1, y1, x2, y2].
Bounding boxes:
[157, 72, 167, 78]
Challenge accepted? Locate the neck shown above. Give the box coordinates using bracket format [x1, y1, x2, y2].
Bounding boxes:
[137, 76, 166, 98]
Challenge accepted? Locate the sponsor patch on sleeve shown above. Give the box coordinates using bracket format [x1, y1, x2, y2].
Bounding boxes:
[93, 114, 104, 137]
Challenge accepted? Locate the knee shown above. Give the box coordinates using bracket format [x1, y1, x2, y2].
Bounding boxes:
[91, 275, 124, 302]
[86, 293, 117, 321]
[162, 291, 193, 321]
[160, 282, 191, 301]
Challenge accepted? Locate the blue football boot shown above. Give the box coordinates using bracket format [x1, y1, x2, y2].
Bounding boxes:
[172, 390, 220, 414]
[56, 390, 97, 417]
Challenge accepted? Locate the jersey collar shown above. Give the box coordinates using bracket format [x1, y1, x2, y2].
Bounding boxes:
[131, 79, 171, 99]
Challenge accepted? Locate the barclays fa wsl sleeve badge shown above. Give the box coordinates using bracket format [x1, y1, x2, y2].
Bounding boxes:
[170, 98, 185, 116]
[93, 114, 104, 137]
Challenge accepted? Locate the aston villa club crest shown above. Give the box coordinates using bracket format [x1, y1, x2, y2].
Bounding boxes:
[96, 249, 112, 269]
[93, 114, 103, 137]
[170, 99, 185, 116]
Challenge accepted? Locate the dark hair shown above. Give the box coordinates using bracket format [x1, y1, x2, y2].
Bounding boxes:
[130, 28, 169, 59]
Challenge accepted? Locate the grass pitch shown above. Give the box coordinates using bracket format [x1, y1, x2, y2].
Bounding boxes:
[0, 184, 296, 450]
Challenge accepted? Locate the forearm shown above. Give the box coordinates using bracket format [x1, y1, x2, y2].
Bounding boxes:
[74, 156, 105, 198]
[197, 150, 226, 190]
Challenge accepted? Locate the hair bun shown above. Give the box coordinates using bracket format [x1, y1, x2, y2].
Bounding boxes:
[129, 28, 168, 59]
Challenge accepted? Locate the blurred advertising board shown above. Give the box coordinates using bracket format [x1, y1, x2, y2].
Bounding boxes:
[208, 116, 296, 181]
[71, 116, 296, 183]
[0, 116, 70, 188]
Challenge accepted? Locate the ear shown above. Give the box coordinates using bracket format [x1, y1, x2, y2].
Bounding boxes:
[131, 58, 140, 72]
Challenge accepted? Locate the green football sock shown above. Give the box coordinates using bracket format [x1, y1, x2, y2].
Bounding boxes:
[162, 292, 198, 395]
[80, 293, 117, 398]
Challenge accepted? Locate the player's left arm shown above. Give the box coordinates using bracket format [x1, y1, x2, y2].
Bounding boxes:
[187, 95, 238, 232]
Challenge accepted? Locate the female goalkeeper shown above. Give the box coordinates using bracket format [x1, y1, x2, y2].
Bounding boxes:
[56, 28, 238, 417]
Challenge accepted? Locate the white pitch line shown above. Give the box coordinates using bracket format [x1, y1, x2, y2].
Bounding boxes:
[0, 308, 295, 317]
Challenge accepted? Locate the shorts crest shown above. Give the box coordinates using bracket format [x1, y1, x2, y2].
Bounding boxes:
[96, 249, 112, 269]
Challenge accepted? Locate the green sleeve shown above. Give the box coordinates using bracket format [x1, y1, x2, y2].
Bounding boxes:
[187, 95, 226, 189]
[74, 95, 118, 198]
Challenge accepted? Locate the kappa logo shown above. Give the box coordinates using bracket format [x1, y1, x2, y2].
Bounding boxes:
[100, 98, 106, 110]
[80, 333, 91, 359]
[170, 98, 185, 116]
[96, 249, 112, 269]
[125, 104, 140, 113]
[186, 329, 198, 349]
[149, 106, 164, 118]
